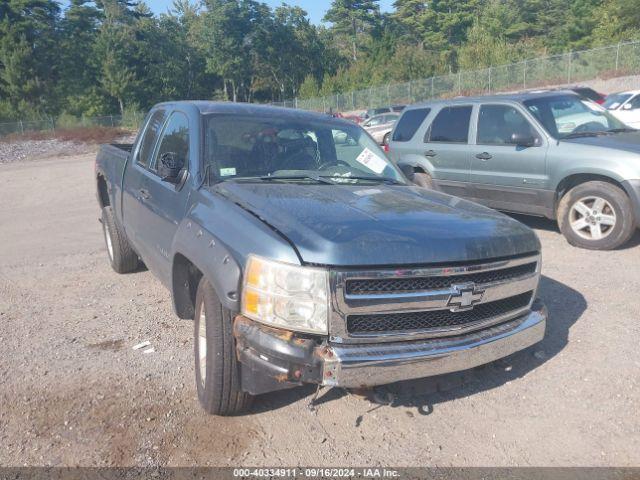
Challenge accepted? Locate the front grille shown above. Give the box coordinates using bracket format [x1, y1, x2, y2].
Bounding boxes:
[346, 291, 533, 334]
[345, 262, 537, 295]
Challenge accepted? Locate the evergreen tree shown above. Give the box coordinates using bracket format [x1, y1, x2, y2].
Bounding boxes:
[0, 0, 60, 117]
[323, 0, 381, 61]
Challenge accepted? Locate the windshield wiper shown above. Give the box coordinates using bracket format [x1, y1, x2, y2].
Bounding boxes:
[233, 174, 336, 185]
[319, 175, 403, 185]
[607, 127, 637, 133]
[562, 131, 609, 139]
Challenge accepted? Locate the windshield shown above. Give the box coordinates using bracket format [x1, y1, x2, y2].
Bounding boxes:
[203, 114, 404, 184]
[603, 93, 632, 110]
[523, 94, 626, 138]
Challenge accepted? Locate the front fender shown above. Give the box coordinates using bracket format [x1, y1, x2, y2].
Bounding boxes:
[171, 218, 242, 312]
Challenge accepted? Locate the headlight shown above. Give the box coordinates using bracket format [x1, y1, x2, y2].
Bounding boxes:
[241, 255, 329, 334]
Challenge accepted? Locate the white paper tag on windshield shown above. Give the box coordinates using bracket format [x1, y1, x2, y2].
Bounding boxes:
[220, 167, 236, 176]
[355, 148, 387, 174]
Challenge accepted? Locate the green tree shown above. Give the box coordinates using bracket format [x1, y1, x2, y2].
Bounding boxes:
[199, 0, 263, 102]
[323, 0, 381, 61]
[592, 0, 640, 44]
[57, 0, 103, 116]
[94, 0, 141, 113]
[298, 74, 320, 99]
[0, 0, 60, 118]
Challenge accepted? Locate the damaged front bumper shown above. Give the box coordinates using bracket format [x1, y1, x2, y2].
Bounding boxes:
[233, 300, 547, 395]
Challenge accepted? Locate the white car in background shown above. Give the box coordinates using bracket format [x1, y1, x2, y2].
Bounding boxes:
[603, 90, 640, 128]
[362, 113, 399, 145]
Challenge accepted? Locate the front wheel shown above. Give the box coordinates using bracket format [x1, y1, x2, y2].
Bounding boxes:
[413, 171, 434, 189]
[557, 181, 635, 250]
[194, 277, 252, 416]
[382, 132, 390, 146]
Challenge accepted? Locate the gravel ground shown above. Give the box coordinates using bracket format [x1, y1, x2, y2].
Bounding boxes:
[0, 134, 136, 164]
[0, 139, 95, 164]
[0, 151, 639, 467]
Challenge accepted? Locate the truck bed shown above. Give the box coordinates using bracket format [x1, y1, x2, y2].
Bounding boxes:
[95, 143, 133, 215]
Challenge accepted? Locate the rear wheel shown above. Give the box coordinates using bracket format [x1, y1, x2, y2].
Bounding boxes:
[101, 206, 139, 273]
[382, 132, 390, 146]
[194, 277, 252, 416]
[557, 181, 635, 250]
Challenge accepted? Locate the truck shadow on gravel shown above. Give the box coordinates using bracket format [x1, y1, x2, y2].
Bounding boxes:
[251, 275, 586, 416]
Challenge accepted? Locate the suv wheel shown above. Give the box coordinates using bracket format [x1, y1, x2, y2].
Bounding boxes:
[413, 171, 434, 189]
[194, 277, 252, 416]
[557, 181, 635, 250]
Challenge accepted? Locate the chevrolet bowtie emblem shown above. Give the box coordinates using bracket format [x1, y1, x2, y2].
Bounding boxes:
[447, 283, 484, 311]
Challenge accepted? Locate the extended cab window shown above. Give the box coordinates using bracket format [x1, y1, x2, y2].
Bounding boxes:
[151, 112, 189, 172]
[426, 106, 472, 143]
[477, 105, 539, 145]
[136, 109, 166, 168]
[392, 108, 430, 142]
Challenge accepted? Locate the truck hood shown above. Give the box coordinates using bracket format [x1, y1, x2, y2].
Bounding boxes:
[563, 131, 640, 154]
[213, 182, 539, 266]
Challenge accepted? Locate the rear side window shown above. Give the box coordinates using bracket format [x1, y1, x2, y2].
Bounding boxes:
[137, 109, 166, 168]
[426, 106, 472, 143]
[392, 108, 430, 142]
[151, 112, 190, 171]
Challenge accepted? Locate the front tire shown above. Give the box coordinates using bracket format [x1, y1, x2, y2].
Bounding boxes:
[194, 277, 252, 416]
[101, 206, 139, 273]
[557, 181, 635, 250]
[413, 171, 434, 189]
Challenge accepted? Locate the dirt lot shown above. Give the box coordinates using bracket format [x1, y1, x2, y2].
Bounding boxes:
[1, 151, 639, 467]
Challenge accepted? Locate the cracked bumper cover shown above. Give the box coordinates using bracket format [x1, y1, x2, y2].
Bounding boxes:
[233, 300, 547, 395]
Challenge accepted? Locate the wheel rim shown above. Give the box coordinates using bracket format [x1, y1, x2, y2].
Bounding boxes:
[569, 196, 617, 241]
[103, 223, 114, 261]
[198, 307, 207, 386]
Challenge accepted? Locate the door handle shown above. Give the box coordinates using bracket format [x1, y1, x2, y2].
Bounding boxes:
[424, 150, 437, 157]
[138, 188, 151, 200]
[475, 152, 492, 161]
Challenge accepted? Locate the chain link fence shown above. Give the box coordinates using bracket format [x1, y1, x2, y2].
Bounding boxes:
[0, 113, 145, 138]
[277, 39, 640, 113]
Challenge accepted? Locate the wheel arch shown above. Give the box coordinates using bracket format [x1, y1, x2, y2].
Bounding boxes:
[397, 155, 435, 177]
[171, 253, 204, 319]
[97, 173, 110, 208]
[555, 173, 627, 212]
[170, 220, 243, 319]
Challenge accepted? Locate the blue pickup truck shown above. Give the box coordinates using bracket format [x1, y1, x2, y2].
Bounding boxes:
[95, 102, 547, 415]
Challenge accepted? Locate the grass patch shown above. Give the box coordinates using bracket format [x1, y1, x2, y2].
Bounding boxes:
[0, 126, 133, 144]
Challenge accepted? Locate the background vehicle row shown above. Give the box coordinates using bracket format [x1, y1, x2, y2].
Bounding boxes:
[388, 90, 640, 250]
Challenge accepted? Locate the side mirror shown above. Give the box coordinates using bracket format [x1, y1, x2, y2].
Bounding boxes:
[158, 152, 185, 184]
[398, 163, 415, 181]
[623, 103, 633, 110]
[510, 132, 538, 147]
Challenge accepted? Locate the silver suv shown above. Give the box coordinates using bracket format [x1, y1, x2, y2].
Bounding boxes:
[388, 90, 640, 250]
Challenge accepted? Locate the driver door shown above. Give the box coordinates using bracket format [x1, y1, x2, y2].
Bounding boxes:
[469, 103, 551, 216]
[134, 110, 192, 283]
